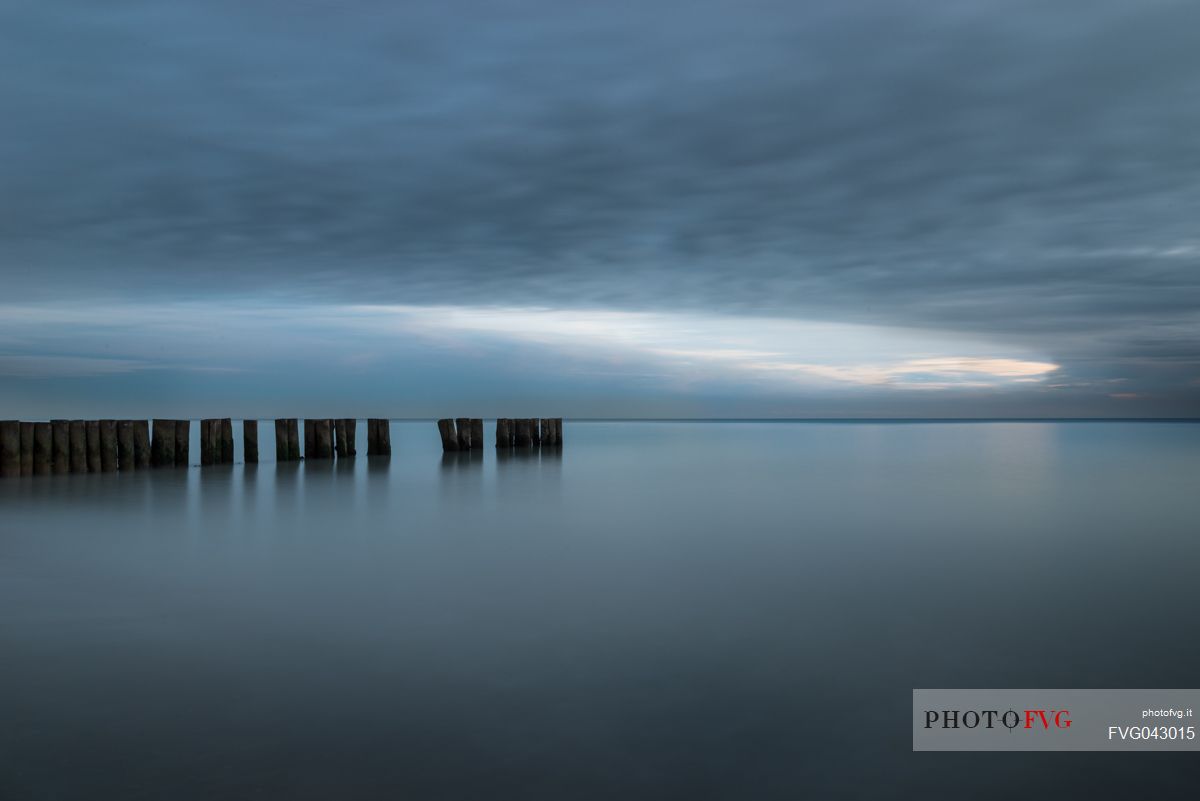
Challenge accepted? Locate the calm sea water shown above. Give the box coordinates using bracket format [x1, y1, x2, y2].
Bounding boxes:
[2, 421, 1198, 799]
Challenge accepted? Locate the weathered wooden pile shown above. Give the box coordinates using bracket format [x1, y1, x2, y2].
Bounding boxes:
[436, 418, 484, 452]
[274, 419, 301, 462]
[366, 419, 391, 456]
[496, 418, 563, 449]
[198, 419, 237, 465]
[147, 419, 188, 468]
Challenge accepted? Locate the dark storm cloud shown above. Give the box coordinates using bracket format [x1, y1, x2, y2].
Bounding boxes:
[1, 0, 1197, 413]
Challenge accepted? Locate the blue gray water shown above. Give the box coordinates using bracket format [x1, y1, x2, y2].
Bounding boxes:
[2, 421, 1198, 799]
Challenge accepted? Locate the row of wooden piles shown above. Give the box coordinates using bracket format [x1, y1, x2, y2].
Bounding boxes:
[497, 418, 563, 448]
[271, 418, 390, 462]
[433, 418, 563, 452]
[0, 418, 188, 477]
[0, 417, 394, 477]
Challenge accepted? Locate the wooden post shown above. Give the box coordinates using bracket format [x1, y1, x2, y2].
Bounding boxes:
[198, 419, 210, 462]
[470, 419, 484, 450]
[274, 420, 287, 461]
[437, 419, 457, 452]
[133, 420, 151, 468]
[51, 420, 70, 474]
[334, 419, 347, 458]
[84, 421, 100, 472]
[244, 420, 258, 463]
[555, 418, 564, 446]
[220, 418, 233, 464]
[199, 420, 212, 466]
[455, 418, 471, 450]
[33, 423, 52, 475]
[513, 418, 531, 447]
[304, 420, 315, 460]
[369, 419, 389, 455]
[378, 419, 391, 455]
[367, 419, 390, 456]
[151, 419, 174, 467]
[287, 419, 300, 461]
[210, 418, 222, 463]
[343, 419, 356, 456]
[19, 422, 33, 476]
[117, 420, 135, 470]
[0, 421, 18, 478]
[84, 422, 99, 470]
[98, 419, 117, 472]
[150, 419, 166, 467]
[99, 419, 118, 472]
[67, 420, 87, 473]
[548, 418, 558, 445]
[211, 418, 221, 463]
[313, 419, 332, 459]
[172, 420, 187, 466]
[495, 418, 511, 448]
[204, 419, 216, 464]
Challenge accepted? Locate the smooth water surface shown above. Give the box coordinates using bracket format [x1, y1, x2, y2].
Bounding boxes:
[2, 421, 1198, 799]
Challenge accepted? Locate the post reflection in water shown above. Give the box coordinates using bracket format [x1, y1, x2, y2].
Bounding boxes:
[440, 450, 484, 470]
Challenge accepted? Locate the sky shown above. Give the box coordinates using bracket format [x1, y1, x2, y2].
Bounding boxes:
[1, 0, 1197, 418]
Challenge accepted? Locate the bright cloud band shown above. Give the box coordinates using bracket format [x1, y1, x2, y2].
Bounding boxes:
[0, 301, 1058, 392]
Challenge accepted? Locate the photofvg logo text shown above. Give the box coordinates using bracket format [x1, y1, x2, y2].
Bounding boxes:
[923, 708, 1071, 731]
[913, 689, 1200, 751]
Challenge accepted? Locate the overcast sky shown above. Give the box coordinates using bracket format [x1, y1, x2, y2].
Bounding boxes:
[1, 0, 1197, 418]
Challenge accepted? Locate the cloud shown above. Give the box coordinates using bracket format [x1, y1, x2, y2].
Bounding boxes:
[0, 300, 1059, 391]
[0, 354, 149, 378]
[745, 357, 1058, 389]
[0, 1, 1197, 414]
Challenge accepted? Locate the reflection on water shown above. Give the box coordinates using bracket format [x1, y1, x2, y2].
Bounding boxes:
[441, 450, 484, 469]
[1, 422, 1198, 800]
